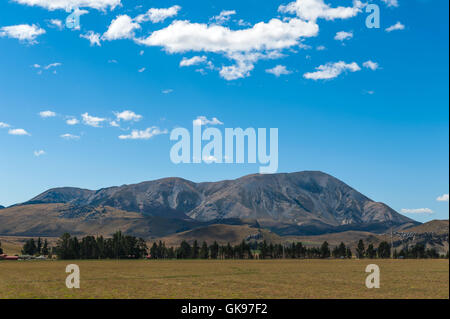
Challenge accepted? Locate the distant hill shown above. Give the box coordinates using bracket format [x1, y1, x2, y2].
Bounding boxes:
[9, 171, 416, 237]
[156, 224, 280, 246]
[402, 220, 449, 235]
[0, 205, 4, 210]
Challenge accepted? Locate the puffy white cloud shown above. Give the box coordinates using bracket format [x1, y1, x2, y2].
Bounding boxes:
[60, 133, 80, 140]
[278, 0, 364, 22]
[114, 110, 142, 122]
[180, 55, 208, 67]
[102, 15, 140, 41]
[81, 112, 106, 127]
[118, 127, 168, 140]
[8, 128, 30, 136]
[334, 31, 353, 41]
[266, 65, 292, 77]
[34, 150, 46, 157]
[137, 18, 318, 53]
[39, 110, 56, 118]
[316, 45, 326, 50]
[80, 31, 101, 46]
[304, 61, 361, 80]
[401, 208, 433, 214]
[382, 0, 399, 8]
[0, 122, 10, 128]
[437, 194, 449, 202]
[138, 67, 146, 72]
[162, 89, 173, 94]
[66, 117, 79, 125]
[135, 5, 181, 23]
[210, 10, 236, 25]
[0, 24, 45, 44]
[385, 22, 405, 32]
[137, 17, 317, 80]
[363, 60, 379, 70]
[193, 116, 223, 126]
[12, 0, 121, 11]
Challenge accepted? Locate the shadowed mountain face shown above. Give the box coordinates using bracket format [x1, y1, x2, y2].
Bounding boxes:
[0, 205, 4, 210]
[13, 171, 416, 236]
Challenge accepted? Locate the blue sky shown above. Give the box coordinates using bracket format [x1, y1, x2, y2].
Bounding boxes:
[0, 0, 448, 223]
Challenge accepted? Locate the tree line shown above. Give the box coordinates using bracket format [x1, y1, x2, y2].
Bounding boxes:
[17, 233, 449, 260]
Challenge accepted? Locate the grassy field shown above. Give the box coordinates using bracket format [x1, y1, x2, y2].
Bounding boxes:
[0, 259, 448, 299]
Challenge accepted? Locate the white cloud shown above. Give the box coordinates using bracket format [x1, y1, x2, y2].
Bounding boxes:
[118, 127, 168, 140]
[49, 19, 63, 30]
[316, 45, 326, 51]
[66, 117, 79, 125]
[193, 116, 223, 126]
[266, 65, 292, 77]
[401, 208, 433, 214]
[114, 110, 142, 122]
[382, 0, 399, 8]
[162, 89, 173, 94]
[8, 128, 30, 136]
[12, 0, 121, 11]
[437, 194, 449, 202]
[304, 61, 361, 80]
[34, 150, 45, 157]
[0, 24, 45, 44]
[136, 17, 317, 80]
[278, 0, 364, 22]
[39, 110, 56, 118]
[385, 22, 405, 32]
[80, 31, 101, 46]
[180, 55, 208, 67]
[45, 63, 61, 70]
[135, 5, 181, 23]
[334, 31, 353, 41]
[137, 18, 318, 54]
[81, 112, 106, 127]
[102, 15, 140, 41]
[61, 133, 80, 140]
[219, 51, 283, 80]
[0, 122, 10, 128]
[138, 67, 146, 73]
[363, 60, 379, 70]
[210, 10, 236, 25]
[139, 50, 144, 55]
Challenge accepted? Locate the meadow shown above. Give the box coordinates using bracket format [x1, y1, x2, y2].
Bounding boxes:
[0, 259, 448, 299]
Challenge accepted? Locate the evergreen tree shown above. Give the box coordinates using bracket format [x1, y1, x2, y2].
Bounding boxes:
[22, 238, 37, 255]
[377, 241, 391, 259]
[192, 240, 199, 259]
[0, 240, 3, 254]
[200, 241, 209, 259]
[178, 241, 191, 259]
[42, 239, 49, 256]
[37, 237, 42, 255]
[346, 247, 352, 259]
[209, 241, 219, 259]
[320, 241, 330, 258]
[366, 244, 376, 259]
[356, 240, 365, 259]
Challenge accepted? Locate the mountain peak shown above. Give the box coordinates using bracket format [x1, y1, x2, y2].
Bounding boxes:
[15, 171, 415, 236]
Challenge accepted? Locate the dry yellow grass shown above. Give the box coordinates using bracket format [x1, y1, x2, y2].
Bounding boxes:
[0, 259, 448, 299]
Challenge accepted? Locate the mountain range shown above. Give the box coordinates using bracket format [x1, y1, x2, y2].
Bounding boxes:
[0, 171, 418, 238]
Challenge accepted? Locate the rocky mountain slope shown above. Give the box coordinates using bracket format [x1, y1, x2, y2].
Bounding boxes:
[1, 171, 417, 237]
